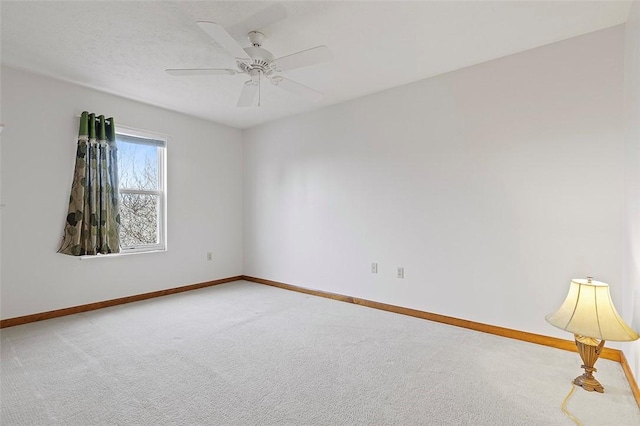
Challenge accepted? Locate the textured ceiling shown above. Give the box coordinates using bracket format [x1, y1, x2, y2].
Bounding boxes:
[0, 1, 632, 129]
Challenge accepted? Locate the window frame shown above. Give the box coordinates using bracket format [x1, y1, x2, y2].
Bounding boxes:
[115, 125, 167, 254]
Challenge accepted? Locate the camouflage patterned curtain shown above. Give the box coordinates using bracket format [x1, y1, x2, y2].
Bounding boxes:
[58, 111, 120, 256]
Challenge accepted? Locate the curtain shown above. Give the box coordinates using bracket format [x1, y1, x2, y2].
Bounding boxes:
[58, 111, 120, 256]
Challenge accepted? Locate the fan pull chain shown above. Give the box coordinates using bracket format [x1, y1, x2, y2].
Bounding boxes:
[258, 72, 261, 107]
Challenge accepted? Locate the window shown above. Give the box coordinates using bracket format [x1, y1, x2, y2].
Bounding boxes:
[116, 127, 167, 252]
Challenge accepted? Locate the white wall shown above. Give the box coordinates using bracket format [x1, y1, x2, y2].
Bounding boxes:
[243, 26, 626, 341]
[623, 1, 640, 383]
[0, 67, 243, 319]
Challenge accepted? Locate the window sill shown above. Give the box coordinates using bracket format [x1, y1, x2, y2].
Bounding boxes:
[79, 249, 166, 260]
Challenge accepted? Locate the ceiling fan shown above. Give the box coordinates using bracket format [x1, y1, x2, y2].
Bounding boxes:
[166, 21, 332, 107]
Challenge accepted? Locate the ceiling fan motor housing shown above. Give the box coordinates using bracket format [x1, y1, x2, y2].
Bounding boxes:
[239, 45, 276, 76]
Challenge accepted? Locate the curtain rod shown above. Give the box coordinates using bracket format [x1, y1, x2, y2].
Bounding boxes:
[74, 114, 171, 139]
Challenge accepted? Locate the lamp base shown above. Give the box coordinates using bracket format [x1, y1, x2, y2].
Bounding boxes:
[573, 373, 604, 393]
[573, 335, 606, 393]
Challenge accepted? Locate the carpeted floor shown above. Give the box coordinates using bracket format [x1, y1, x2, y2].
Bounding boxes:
[1, 280, 639, 425]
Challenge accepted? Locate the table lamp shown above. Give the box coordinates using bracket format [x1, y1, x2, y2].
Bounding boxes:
[545, 277, 639, 393]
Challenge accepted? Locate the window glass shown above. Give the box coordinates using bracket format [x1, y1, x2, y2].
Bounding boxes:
[117, 137, 159, 190]
[119, 193, 160, 247]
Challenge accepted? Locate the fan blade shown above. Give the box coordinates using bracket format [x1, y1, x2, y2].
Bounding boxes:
[274, 46, 332, 72]
[271, 76, 323, 102]
[166, 68, 237, 76]
[227, 4, 288, 39]
[197, 21, 250, 60]
[237, 82, 258, 107]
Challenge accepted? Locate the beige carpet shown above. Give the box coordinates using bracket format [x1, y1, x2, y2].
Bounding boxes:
[1, 280, 639, 425]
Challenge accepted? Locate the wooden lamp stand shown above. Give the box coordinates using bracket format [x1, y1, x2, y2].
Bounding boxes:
[573, 335, 605, 393]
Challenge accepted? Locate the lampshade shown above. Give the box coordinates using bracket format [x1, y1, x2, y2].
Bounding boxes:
[545, 278, 639, 342]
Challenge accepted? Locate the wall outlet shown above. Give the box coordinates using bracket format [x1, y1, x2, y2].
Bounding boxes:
[397, 267, 404, 279]
[371, 262, 378, 274]
[207, 252, 213, 261]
